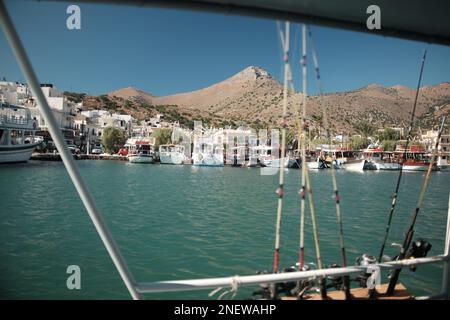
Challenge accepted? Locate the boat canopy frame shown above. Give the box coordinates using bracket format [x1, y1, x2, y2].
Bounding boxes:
[42, 0, 450, 46]
[1, 0, 449, 300]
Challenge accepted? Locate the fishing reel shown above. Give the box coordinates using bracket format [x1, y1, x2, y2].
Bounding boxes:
[404, 239, 432, 272]
[278, 265, 319, 298]
[325, 263, 344, 291]
[354, 254, 378, 288]
[252, 270, 272, 300]
[252, 266, 299, 300]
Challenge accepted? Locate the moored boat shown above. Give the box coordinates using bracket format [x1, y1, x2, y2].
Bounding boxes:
[363, 148, 401, 171]
[436, 152, 450, 171]
[343, 147, 401, 171]
[395, 145, 438, 171]
[0, 103, 41, 163]
[192, 141, 224, 167]
[159, 144, 186, 165]
[126, 138, 155, 163]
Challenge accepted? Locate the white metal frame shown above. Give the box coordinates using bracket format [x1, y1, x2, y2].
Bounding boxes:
[1, 0, 449, 300]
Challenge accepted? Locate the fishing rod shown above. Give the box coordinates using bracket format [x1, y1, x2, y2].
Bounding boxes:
[298, 24, 307, 273]
[308, 27, 351, 300]
[387, 116, 446, 295]
[272, 20, 290, 284]
[304, 160, 327, 298]
[299, 24, 327, 299]
[378, 50, 427, 263]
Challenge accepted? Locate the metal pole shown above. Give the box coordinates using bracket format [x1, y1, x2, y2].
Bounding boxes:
[0, 0, 143, 300]
[441, 194, 450, 299]
[136, 255, 448, 294]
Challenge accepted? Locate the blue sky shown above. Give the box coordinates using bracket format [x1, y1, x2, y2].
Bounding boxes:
[1, 0, 449, 96]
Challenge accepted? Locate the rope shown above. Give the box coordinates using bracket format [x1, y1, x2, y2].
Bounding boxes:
[208, 276, 242, 300]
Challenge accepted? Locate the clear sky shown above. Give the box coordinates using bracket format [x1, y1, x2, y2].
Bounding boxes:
[1, 0, 449, 96]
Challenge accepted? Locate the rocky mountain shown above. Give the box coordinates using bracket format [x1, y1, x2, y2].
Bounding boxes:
[73, 66, 450, 133]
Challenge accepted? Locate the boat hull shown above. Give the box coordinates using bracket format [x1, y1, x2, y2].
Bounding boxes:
[192, 153, 224, 167]
[375, 162, 402, 170]
[307, 159, 342, 170]
[160, 153, 185, 165]
[402, 165, 436, 171]
[0, 143, 40, 164]
[128, 155, 154, 163]
[438, 164, 450, 171]
[344, 160, 366, 171]
[260, 157, 294, 168]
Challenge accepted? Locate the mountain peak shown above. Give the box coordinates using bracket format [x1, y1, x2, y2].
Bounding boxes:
[232, 66, 272, 80]
[109, 86, 153, 98]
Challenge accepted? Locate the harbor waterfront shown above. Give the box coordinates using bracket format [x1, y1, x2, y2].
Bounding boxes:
[0, 160, 449, 299]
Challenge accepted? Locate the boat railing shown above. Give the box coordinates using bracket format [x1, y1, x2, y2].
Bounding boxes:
[0, 113, 29, 126]
[1, 0, 449, 300]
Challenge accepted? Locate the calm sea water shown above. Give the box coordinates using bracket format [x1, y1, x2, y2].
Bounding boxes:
[0, 160, 449, 299]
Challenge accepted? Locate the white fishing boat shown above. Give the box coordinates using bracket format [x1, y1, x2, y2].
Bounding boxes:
[343, 147, 401, 171]
[343, 159, 367, 171]
[306, 157, 342, 170]
[0, 103, 41, 163]
[126, 138, 155, 163]
[395, 145, 438, 171]
[260, 156, 294, 168]
[437, 153, 450, 171]
[246, 145, 259, 167]
[363, 148, 401, 170]
[255, 145, 295, 168]
[226, 145, 246, 166]
[192, 141, 224, 167]
[159, 144, 186, 165]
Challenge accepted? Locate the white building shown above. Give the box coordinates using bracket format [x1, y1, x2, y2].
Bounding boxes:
[1, 81, 77, 145]
[0, 81, 31, 105]
[421, 129, 450, 153]
[25, 84, 76, 145]
[81, 109, 134, 134]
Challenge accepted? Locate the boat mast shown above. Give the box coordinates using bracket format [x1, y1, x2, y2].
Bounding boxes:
[272, 21, 290, 275]
[308, 27, 351, 300]
[378, 50, 427, 263]
[387, 116, 447, 295]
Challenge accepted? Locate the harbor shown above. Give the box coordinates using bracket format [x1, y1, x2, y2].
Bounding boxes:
[1, 0, 450, 303]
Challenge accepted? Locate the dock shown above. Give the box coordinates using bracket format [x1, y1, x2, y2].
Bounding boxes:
[31, 153, 128, 161]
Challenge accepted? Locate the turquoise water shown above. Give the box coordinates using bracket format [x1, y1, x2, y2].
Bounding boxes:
[0, 160, 449, 299]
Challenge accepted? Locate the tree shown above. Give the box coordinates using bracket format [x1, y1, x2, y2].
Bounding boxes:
[152, 128, 173, 150]
[102, 127, 127, 154]
[354, 120, 376, 138]
[349, 136, 370, 150]
[376, 128, 400, 141]
[381, 140, 398, 151]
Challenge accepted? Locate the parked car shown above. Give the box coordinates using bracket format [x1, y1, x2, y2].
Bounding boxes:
[117, 148, 128, 156]
[91, 148, 103, 155]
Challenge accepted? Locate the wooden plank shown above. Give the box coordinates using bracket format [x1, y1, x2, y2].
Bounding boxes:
[282, 283, 413, 300]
